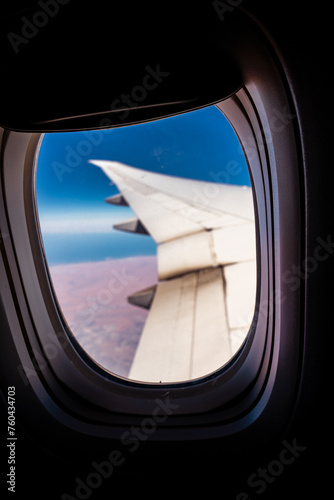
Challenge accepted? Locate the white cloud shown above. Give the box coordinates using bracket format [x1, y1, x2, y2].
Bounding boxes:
[38, 210, 134, 234]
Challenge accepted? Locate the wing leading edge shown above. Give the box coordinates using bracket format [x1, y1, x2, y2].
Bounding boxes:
[89, 160, 256, 382]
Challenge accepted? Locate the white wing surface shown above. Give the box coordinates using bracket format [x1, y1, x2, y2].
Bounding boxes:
[89, 160, 257, 382]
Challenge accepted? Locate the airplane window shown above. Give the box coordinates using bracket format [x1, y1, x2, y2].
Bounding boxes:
[35, 105, 256, 383]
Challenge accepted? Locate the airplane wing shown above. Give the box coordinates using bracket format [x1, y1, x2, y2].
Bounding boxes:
[89, 160, 257, 382]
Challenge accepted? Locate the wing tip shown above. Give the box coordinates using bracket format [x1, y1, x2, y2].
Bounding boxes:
[88, 159, 114, 169]
[88, 159, 131, 167]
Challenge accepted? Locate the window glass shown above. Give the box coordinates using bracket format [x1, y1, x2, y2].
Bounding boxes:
[36, 105, 256, 383]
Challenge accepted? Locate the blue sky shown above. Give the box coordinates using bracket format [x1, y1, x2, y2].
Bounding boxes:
[36, 105, 250, 265]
